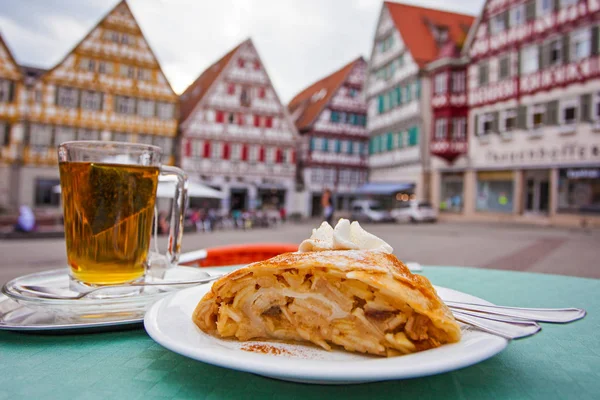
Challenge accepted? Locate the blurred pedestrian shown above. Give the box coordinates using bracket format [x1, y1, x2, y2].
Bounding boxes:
[322, 189, 334, 225]
[14, 205, 36, 233]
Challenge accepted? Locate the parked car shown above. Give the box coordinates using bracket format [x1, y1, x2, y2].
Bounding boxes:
[350, 200, 393, 222]
[391, 201, 437, 223]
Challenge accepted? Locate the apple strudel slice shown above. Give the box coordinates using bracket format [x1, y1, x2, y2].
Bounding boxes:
[193, 250, 460, 357]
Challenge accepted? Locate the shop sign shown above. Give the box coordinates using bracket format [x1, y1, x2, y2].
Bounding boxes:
[566, 168, 600, 179]
[484, 142, 600, 166]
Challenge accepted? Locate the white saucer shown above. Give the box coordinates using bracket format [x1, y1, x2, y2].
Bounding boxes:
[0, 266, 219, 332]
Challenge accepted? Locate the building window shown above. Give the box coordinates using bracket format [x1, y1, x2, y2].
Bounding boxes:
[478, 61, 489, 86]
[408, 126, 419, 146]
[593, 92, 600, 121]
[98, 61, 113, 75]
[558, 168, 600, 214]
[440, 173, 464, 212]
[120, 33, 130, 45]
[498, 55, 511, 80]
[476, 171, 514, 213]
[56, 87, 79, 108]
[331, 111, 340, 122]
[80, 91, 103, 111]
[378, 34, 394, 53]
[115, 96, 136, 114]
[28, 124, 53, 148]
[104, 30, 120, 43]
[0, 79, 15, 102]
[237, 59, 245, 68]
[348, 88, 358, 98]
[451, 71, 465, 92]
[119, 64, 135, 79]
[490, 12, 506, 35]
[560, 0, 578, 7]
[537, 0, 553, 16]
[548, 38, 563, 66]
[34, 89, 43, 103]
[434, 119, 447, 140]
[266, 147, 276, 164]
[137, 99, 155, 117]
[153, 136, 173, 155]
[521, 45, 539, 74]
[434, 73, 447, 95]
[112, 132, 130, 143]
[477, 113, 496, 136]
[571, 28, 591, 62]
[211, 142, 222, 160]
[510, 4, 525, 27]
[452, 118, 467, 140]
[77, 128, 99, 141]
[231, 143, 241, 161]
[156, 102, 175, 120]
[79, 58, 95, 72]
[240, 87, 250, 107]
[560, 99, 578, 125]
[35, 178, 61, 207]
[0, 122, 9, 146]
[137, 68, 152, 81]
[529, 104, 546, 128]
[501, 109, 517, 132]
[54, 126, 76, 145]
[258, 87, 266, 99]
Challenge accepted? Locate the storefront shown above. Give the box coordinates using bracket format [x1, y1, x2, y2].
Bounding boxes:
[558, 168, 600, 215]
[439, 172, 464, 213]
[475, 171, 514, 213]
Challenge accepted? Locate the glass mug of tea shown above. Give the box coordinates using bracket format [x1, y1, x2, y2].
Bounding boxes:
[58, 141, 187, 287]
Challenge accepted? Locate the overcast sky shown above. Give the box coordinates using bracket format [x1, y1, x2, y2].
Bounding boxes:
[0, 0, 483, 102]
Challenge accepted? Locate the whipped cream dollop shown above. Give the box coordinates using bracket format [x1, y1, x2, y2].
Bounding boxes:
[298, 218, 393, 254]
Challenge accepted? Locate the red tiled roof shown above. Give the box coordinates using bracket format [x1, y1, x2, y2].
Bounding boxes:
[384, 1, 475, 67]
[179, 40, 245, 122]
[288, 57, 364, 132]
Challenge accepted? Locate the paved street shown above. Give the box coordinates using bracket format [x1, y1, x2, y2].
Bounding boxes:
[0, 220, 599, 285]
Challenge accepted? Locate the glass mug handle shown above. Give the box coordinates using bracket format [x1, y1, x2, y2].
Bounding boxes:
[159, 165, 188, 267]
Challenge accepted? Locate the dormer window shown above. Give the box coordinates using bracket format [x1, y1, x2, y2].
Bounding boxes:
[431, 25, 449, 44]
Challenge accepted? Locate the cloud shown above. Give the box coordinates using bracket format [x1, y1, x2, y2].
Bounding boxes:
[0, 0, 484, 102]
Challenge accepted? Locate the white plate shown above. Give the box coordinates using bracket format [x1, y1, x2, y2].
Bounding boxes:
[144, 284, 508, 384]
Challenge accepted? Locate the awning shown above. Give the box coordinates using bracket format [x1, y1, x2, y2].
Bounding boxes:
[257, 183, 287, 191]
[157, 181, 225, 199]
[355, 182, 414, 195]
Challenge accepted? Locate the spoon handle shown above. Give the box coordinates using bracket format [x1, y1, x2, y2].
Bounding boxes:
[452, 310, 541, 340]
[445, 301, 586, 324]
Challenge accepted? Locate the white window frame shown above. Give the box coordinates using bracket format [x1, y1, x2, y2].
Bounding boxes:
[529, 104, 546, 129]
[57, 87, 79, 108]
[231, 143, 241, 161]
[537, 0, 553, 17]
[490, 13, 506, 35]
[54, 126, 76, 145]
[249, 145, 259, 163]
[434, 119, 447, 140]
[477, 113, 495, 136]
[137, 99, 155, 117]
[548, 38, 563, 67]
[452, 71, 465, 93]
[560, 98, 579, 125]
[80, 91, 102, 111]
[266, 147, 276, 164]
[452, 117, 467, 140]
[211, 142, 223, 160]
[156, 102, 174, 120]
[521, 45, 539, 74]
[434, 73, 447, 95]
[571, 28, 592, 62]
[510, 4, 525, 27]
[191, 140, 204, 158]
[500, 109, 517, 132]
[29, 124, 53, 147]
[115, 96, 136, 114]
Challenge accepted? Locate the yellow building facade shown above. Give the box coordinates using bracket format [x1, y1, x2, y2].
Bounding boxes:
[0, 1, 178, 210]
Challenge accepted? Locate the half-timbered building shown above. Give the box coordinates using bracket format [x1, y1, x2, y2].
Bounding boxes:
[179, 39, 298, 214]
[288, 57, 369, 217]
[0, 0, 178, 210]
[445, 0, 600, 226]
[366, 2, 474, 204]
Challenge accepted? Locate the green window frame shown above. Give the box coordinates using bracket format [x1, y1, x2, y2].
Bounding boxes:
[415, 80, 421, 99]
[395, 87, 402, 105]
[335, 139, 341, 153]
[408, 126, 419, 146]
[331, 111, 340, 122]
[378, 95, 385, 114]
[387, 132, 394, 150]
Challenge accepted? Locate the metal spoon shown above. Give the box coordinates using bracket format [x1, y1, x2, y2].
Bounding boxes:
[13, 274, 223, 300]
[452, 310, 542, 340]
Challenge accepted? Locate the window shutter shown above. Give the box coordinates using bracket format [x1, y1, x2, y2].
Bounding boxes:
[525, 1, 535, 21]
[322, 138, 329, 152]
[538, 44, 544, 71]
[348, 141, 354, 154]
[415, 80, 421, 99]
[396, 87, 402, 105]
[309, 137, 315, 151]
[223, 143, 230, 160]
[491, 111, 500, 133]
[474, 114, 480, 136]
[592, 26, 599, 56]
[580, 94, 592, 122]
[517, 49, 522, 75]
[387, 132, 393, 150]
[546, 100, 558, 125]
[563, 34, 570, 64]
[503, 11, 509, 29]
[185, 139, 192, 157]
[335, 139, 341, 153]
[241, 144, 248, 161]
[203, 141, 211, 158]
[553, 0, 560, 11]
[259, 146, 265, 162]
[8, 81, 15, 102]
[378, 96, 385, 113]
[540, 42, 548, 70]
[517, 105, 527, 129]
[55, 87, 60, 106]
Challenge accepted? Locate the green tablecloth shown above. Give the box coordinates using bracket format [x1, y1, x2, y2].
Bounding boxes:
[1, 266, 598, 399]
